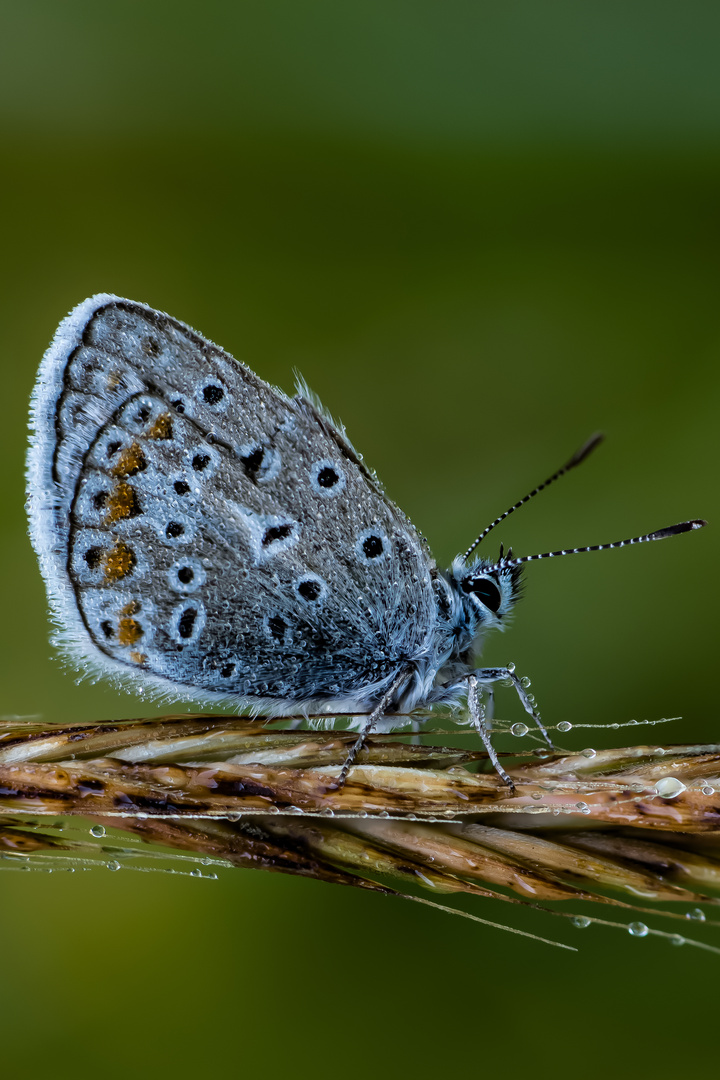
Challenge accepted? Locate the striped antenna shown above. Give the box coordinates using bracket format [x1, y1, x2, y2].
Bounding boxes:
[480, 519, 707, 576]
[461, 433, 605, 564]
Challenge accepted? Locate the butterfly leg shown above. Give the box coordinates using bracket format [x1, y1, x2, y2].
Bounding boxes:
[473, 666, 555, 750]
[336, 670, 411, 787]
[466, 675, 515, 792]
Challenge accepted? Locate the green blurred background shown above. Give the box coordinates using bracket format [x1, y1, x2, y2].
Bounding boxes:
[1, 1, 719, 1075]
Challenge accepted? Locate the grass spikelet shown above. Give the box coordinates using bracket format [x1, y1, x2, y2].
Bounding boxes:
[0, 714, 718, 951]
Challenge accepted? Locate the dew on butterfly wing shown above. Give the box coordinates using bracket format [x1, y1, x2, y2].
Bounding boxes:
[511, 722, 528, 737]
[628, 922, 649, 937]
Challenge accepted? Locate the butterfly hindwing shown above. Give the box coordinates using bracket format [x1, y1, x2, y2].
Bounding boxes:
[28, 296, 439, 710]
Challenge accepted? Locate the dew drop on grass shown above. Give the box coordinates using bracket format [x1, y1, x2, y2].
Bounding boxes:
[628, 922, 649, 937]
[654, 777, 686, 799]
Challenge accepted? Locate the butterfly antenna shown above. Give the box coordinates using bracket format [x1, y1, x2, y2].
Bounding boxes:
[483, 519, 707, 574]
[461, 432, 605, 564]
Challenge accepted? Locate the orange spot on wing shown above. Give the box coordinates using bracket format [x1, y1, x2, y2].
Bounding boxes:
[146, 412, 173, 440]
[102, 542, 136, 582]
[104, 482, 141, 523]
[118, 617, 143, 646]
[111, 442, 147, 477]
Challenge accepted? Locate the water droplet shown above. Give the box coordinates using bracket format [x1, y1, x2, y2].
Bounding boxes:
[531, 791, 543, 801]
[90, 825, 106, 838]
[628, 719, 638, 726]
[575, 802, 590, 814]
[581, 748, 596, 759]
[190, 868, 202, 877]
[506, 662, 516, 674]
[106, 860, 121, 872]
[511, 723, 529, 737]
[557, 721, 572, 733]
[669, 934, 685, 947]
[702, 784, 715, 796]
[654, 776, 686, 799]
[628, 921, 649, 937]
[520, 676, 531, 689]
[207, 872, 218, 880]
[685, 908, 706, 922]
[571, 916, 591, 929]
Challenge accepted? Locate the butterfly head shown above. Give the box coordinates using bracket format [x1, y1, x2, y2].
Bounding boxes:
[449, 549, 523, 633]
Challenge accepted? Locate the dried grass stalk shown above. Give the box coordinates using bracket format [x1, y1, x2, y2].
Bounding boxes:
[1, 715, 718, 951]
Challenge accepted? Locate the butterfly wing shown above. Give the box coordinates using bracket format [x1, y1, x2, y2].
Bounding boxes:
[28, 296, 440, 711]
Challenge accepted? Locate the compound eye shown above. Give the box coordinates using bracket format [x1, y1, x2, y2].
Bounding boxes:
[472, 578, 502, 613]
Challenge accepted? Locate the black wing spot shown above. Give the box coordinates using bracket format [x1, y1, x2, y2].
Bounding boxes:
[177, 566, 194, 585]
[84, 546, 103, 569]
[241, 446, 264, 480]
[192, 454, 211, 472]
[93, 490, 108, 510]
[203, 384, 224, 405]
[166, 521, 185, 539]
[221, 663, 236, 678]
[106, 441, 121, 457]
[174, 480, 190, 496]
[171, 399, 185, 414]
[262, 523, 294, 547]
[268, 615, 288, 641]
[317, 466, 339, 488]
[297, 579, 322, 602]
[177, 607, 197, 639]
[100, 619, 114, 639]
[362, 535, 384, 559]
[135, 406, 150, 424]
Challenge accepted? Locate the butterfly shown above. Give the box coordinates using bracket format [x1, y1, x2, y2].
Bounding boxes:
[27, 296, 706, 788]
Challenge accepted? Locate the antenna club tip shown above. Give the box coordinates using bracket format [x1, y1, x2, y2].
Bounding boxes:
[692, 519, 708, 529]
[567, 432, 605, 468]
